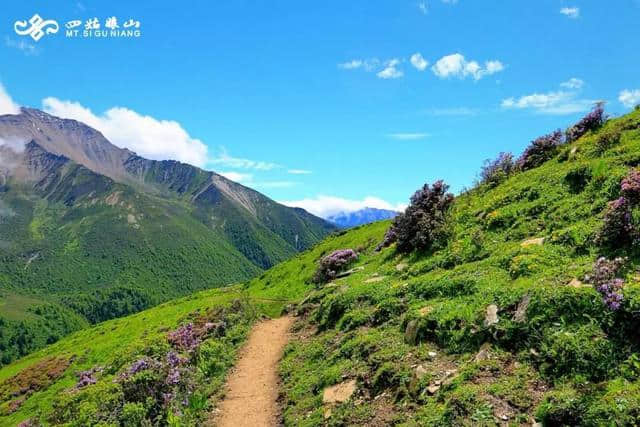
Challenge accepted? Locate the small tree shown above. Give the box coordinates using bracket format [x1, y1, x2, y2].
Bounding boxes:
[517, 130, 564, 171]
[479, 152, 515, 187]
[389, 180, 455, 253]
[566, 102, 606, 143]
[313, 249, 358, 283]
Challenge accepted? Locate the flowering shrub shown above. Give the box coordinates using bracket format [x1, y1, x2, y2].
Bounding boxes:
[313, 249, 358, 283]
[167, 323, 201, 351]
[47, 300, 252, 426]
[517, 130, 564, 171]
[479, 152, 515, 187]
[117, 352, 195, 422]
[566, 103, 606, 143]
[75, 367, 102, 389]
[390, 180, 455, 253]
[374, 226, 397, 252]
[586, 257, 627, 310]
[596, 168, 640, 248]
[621, 168, 640, 203]
[595, 197, 635, 248]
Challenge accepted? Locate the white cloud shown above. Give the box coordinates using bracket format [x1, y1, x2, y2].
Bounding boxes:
[219, 171, 253, 183]
[619, 89, 640, 109]
[338, 58, 380, 72]
[280, 195, 406, 219]
[560, 7, 580, 18]
[377, 59, 403, 79]
[42, 97, 208, 167]
[0, 83, 20, 115]
[418, 1, 428, 14]
[560, 78, 584, 89]
[338, 60, 363, 70]
[501, 90, 597, 115]
[432, 53, 504, 80]
[5, 37, 39, 56]
[410, 53, 429, 71]
[287, 169, 312, 175]
[208, 147, 280, 170]
[387, 132, 429, 140]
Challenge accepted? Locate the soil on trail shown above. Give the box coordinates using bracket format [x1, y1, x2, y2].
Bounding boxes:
[212, 316, 295, 427]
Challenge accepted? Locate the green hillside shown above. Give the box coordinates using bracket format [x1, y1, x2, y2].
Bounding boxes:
[0, 110, 334, 366]
[2, 107, 640, 425]
[0, 223, 364, 426]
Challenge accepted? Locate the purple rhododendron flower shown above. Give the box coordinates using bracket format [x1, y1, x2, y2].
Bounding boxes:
[168, 323, 201, 351]
[517, 130, 564, 171]
[586, 257, 626, 310]
[566, 103, 606, 142]
[621, 169, 640, 204]
[166, 368, 181, 385]
[313, 249, 358, 283]
[75, 366, 102, 389]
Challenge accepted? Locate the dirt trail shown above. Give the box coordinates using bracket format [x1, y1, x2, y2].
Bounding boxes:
[212, 316, 295, 427]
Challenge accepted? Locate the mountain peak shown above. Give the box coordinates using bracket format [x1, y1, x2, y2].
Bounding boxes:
[327, 207, 399, 228]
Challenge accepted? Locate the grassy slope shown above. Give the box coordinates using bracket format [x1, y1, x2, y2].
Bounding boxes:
[276, 109, 640, 425]
[3, 109, 640, 425]
[0, 221, 368, 426]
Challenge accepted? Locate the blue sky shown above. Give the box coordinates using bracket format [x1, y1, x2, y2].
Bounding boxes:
[1, 0, 639, 217]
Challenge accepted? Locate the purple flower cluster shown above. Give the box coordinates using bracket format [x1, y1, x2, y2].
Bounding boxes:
[566, 102, 606, 142]
[167, 323, 201, 351]
[129, 358, 152, 374]
[375, 226, 398, 252]
[517, 130, 565, 171]
[75, 367, 102, 389]
[479, 152, 515, 186]
[313, 249, 358, 283]
[586, 257, 627, 310]
[596, 169, 640, 248]
[166, 368, 181, 385]
[166, 350, 187, 368]
[621, 169, 640, 203]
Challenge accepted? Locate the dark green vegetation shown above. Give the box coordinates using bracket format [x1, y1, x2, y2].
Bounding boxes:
[0, 109, 333, 366]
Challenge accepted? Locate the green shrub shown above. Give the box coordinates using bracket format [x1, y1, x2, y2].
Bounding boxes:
[536, 385, 586, 426]
[539, 323, 616, 381]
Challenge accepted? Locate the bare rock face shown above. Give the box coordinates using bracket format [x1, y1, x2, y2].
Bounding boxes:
[484, 304, 499, 327]
[322, 379, 357, 404]
[568, 278, 588, 288]
[474, 343, 492, 362]
[404, 320, 419, 345]
[521, 237, 545, 247]
[512, 294, 531, 323]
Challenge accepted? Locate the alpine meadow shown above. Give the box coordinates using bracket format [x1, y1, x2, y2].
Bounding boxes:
[1, 1, 640, 426]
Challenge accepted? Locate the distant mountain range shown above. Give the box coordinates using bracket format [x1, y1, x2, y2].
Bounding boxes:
[0, 107, 334, 365]
[327, 207, 399, 228]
